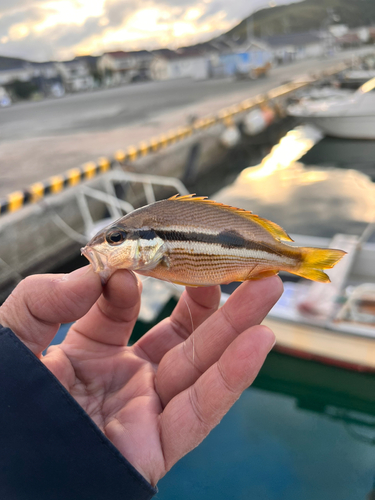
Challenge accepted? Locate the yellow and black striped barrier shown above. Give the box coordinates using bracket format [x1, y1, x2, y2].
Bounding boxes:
[0, 157, 111, 216]
[0, 61, 352, 218]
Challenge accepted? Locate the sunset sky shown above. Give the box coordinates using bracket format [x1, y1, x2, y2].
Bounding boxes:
[0, 0, 296, 61]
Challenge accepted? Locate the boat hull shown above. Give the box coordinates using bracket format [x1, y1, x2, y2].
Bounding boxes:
[296, 115, 375, 140]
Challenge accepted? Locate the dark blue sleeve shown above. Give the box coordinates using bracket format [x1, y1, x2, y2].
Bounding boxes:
[0, 326, 157, 500]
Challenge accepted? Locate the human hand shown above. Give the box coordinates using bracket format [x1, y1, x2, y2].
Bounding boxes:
[0, 267, 282, 486]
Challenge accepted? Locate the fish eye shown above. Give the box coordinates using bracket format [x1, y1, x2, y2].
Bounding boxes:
[106, 230, 127, 246]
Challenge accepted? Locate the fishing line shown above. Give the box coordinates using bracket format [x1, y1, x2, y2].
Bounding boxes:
[180, 288, 197, 369]
[182, 290, 196, 367]
[168, 281, 197, 369]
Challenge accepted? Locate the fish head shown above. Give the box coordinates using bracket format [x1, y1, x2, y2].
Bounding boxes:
[81, 222, 165, 283]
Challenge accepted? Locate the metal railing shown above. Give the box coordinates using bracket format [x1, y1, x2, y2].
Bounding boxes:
[45, 169, 189, 244]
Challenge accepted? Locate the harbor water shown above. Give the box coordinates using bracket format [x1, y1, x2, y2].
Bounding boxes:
[157, 378, 375, 499]
[302, 136, 375, 182]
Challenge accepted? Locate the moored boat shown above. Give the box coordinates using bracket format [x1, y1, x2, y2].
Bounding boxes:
[288, 77, 375, 139]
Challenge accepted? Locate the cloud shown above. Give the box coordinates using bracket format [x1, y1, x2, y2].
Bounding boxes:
[0, 5, 47, 34]
[105, 0, 141, 28]
[0, 0, 297, 61]
[0, 0, 50, 14]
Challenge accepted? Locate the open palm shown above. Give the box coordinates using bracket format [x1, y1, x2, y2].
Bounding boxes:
[0, 266, 282, 487]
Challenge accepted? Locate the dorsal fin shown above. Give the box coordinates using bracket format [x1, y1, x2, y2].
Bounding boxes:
[168, 194, 294, 242]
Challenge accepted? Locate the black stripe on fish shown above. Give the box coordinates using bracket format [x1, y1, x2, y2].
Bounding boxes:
[152, 229, 277, 254]
[127, 229, 158, 240]
[104, 228, 157, 241]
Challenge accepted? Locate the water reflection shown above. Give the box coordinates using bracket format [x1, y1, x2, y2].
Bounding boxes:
[302, 137, 375, 181]
[158, 372, 375, 500]
[156, 129, 375, 498]
[215, 127, 375, 239]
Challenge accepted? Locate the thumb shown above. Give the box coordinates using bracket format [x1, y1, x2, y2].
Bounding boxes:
[0, 266, 102, 357]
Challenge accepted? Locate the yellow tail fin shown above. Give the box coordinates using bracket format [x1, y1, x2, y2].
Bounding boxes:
[292, 247, 346, 283]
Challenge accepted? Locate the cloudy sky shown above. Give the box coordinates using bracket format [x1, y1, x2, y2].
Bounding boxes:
[0, 0, 295, 61]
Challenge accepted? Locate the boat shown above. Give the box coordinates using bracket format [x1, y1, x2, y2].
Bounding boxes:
[342, 69, 375, 88]
[288, 77, 375, 139]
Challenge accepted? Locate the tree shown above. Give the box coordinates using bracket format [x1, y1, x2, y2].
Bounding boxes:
[6, 79, 38, 100]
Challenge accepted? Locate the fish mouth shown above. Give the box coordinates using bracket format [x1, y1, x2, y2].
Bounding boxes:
[81, 246, 108, 273]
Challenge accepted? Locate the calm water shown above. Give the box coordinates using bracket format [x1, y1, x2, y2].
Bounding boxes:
[157, 386, 374, 500]
[301, 136, 375, 181]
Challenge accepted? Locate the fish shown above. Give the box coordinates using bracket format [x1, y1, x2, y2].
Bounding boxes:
[81, 194, 346, 286]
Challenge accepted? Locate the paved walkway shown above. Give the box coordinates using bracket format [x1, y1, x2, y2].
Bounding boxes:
[0, 49, 371, 198]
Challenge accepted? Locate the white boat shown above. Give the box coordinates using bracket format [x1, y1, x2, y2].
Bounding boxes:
[288, 77, 375, 140]
[342, 69, 375, 86]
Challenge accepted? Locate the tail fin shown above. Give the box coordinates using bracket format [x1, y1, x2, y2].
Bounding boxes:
[292, 247, 346, 283]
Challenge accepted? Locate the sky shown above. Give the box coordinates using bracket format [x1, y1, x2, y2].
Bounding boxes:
[0, 0, 296, 62]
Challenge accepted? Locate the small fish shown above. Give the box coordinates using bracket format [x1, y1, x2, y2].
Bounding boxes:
[81, 194, 346, 286]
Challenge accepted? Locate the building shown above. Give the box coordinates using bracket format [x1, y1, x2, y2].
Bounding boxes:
[0, 86, 11, 106]
[30, 62, 64, 97]
[329, 24, 349, 38]
[216, 39, 273, 79]
[352, 27, 370, 44]
[55, 59, 94, 92]
[150, 48, 209, 81]
[97, 50, 153, 84]
[264, 32, 337, 63]
[336, 33, 362, 49]
[0, 56, 34, 85]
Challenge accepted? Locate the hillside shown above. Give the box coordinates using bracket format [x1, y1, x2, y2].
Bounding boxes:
[225, 0, 375, 40]
[0, 55, 31, 70]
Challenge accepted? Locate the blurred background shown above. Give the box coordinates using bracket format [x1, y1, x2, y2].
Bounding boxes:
[1, 0, 375, 498]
